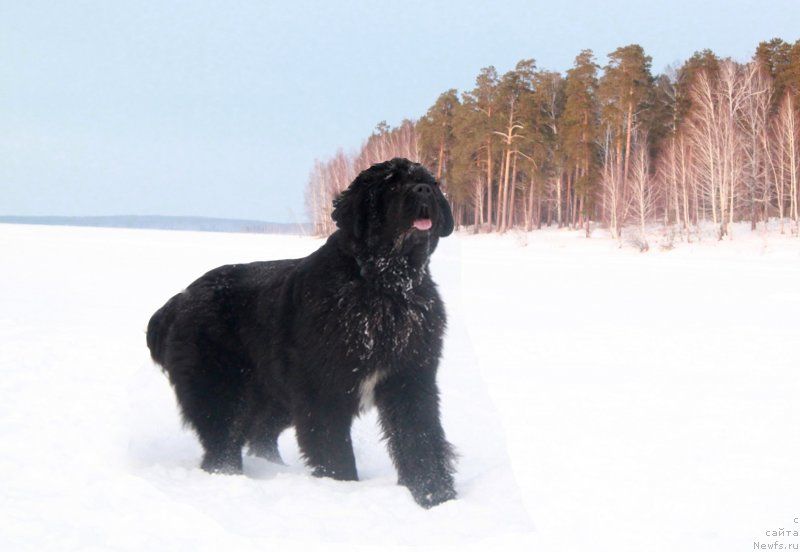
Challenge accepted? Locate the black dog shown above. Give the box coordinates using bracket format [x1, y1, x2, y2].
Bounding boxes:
[146, 158, 456, 508]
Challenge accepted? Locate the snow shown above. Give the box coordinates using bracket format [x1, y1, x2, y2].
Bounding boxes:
[1, 222, 798, 551]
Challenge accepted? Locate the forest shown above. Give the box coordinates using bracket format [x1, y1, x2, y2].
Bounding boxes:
[305, 38, 800, 246]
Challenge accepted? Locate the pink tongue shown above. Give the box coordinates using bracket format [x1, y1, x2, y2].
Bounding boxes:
[413, 219, 433, 231]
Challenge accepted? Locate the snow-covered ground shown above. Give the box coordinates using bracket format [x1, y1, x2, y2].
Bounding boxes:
[1, 223, 798, 551]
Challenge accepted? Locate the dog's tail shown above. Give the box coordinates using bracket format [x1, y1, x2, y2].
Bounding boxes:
[146, 294, 180, 366]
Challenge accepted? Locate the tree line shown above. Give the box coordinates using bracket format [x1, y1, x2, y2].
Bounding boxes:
[305, 38, 800, 244]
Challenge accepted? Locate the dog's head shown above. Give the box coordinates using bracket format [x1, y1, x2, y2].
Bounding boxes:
[332, 158, 453, 268]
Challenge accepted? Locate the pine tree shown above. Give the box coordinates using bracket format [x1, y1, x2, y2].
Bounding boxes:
[417, 89, 460, 184]
[494, 60, 536, 232]
[599, 45, 654, 190]
[522, 70, 564, 230]
[561, 50, 600, 230]
[462, 67, 500, 231]
[449, 96, 486, 228]
[755, 38, 793, 109]
[306, 38, 800, 239]
[597, 45, 654, 237]
[675, 50, 721, 125]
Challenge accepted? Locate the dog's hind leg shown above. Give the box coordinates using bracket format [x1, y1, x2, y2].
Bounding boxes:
[168, 358, 251, 475]
[246, 401, 292, 464]
[197, 406, 248, 475]
[193, 395, 249, 474]
[200, 436, 244, 474]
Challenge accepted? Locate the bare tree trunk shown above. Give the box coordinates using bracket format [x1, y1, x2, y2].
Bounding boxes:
[762, 121, 777, 232]
[680, 135, 691, 233]
[623, 96, 634, 188]
[498, 147, 510, 233]
[630, 132, 654, 251]
[473, 178, 482, 234]
[773, 93, 800, 234]
[436, 139, 445, 181]
[508, 152, 518, 230]
[602, 131, 622, 241]
[571, 173, 579, 229]
[616, 136, 625, 212]
[525, 175, 536, 231]
[486, 142, 493, 232]
[556, 174, 563, 228]
[783, 95, 800, 235]
[565, 171, 573, 229]
[669, 135, 681, 233]
[537, 184, 543, 229]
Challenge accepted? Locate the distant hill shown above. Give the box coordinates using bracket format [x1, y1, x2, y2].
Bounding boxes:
[0, 215, 312, 235]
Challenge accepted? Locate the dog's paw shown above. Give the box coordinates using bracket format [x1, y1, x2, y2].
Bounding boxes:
[406, 480, 457, 509]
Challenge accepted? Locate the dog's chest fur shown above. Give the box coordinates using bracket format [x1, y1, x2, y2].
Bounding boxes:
[329, 280, 436, 413]
[337, 283, 435, 363]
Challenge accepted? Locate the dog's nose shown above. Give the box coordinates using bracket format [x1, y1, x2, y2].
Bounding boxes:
[413, 183, 433, 196]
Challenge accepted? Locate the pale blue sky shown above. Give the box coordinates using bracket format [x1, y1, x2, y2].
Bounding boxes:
[1, 0, 797, 223]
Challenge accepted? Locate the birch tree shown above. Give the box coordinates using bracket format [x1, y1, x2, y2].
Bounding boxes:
[688, 61, 749, 239]
[355, 120, 419, 171]
[739, 62, 774, 230]
[600, 128, 628, 240]
[774, 92, 799, 234]
[629, 131, 657, 250]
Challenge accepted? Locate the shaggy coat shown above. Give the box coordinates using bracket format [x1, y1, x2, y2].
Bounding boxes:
[146, 158, 456, 508]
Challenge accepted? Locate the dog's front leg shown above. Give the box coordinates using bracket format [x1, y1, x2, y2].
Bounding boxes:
[293, 397, 358, 481]
[375, 369, 456, 508]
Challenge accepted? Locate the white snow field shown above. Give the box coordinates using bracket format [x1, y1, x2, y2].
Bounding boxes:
[1, 222, 798, 552]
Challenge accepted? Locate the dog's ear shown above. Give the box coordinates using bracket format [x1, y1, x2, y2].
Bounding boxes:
[332, 160, 399, 238]
[331, 185, 366, 239]
[437, 191, 454, 237]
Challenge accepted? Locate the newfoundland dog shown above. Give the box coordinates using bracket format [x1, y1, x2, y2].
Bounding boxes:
[146, 158, 456, 508]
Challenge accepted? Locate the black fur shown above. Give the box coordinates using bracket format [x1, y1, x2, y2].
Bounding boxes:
[147, 158, 456, 508]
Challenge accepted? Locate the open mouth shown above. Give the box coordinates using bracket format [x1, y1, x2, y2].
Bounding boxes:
[412, 204, 432, 231]
[413, 218, 433, 231]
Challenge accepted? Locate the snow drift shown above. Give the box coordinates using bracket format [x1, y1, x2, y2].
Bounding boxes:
[1, 223, 798, 551]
